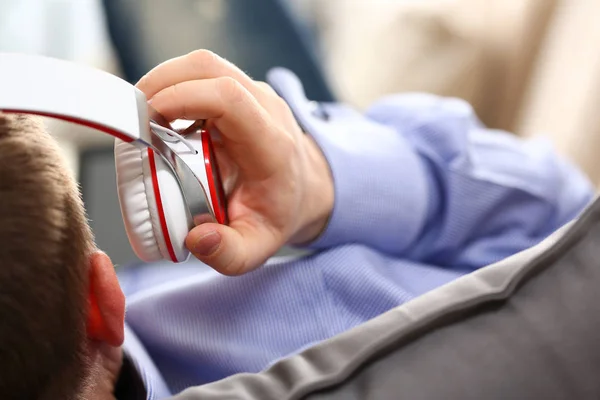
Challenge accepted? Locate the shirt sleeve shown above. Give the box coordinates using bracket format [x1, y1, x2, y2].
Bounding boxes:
[303, 93, 594, 269]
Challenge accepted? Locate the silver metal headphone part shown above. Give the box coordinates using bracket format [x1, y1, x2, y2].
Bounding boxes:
[134, 101, 218, 228]
[153, 129, 212, 228]
[137, 123, 214, 230]
[149, 121, 197, 153]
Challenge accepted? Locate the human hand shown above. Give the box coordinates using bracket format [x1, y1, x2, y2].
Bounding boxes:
[136, 50, 334, 275]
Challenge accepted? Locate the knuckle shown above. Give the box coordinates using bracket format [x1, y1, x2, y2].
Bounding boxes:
[187, 49, 218, 70]
[255, 81, 273, 93]
[269, 96, 291, 120]
[274, 96, 289, 112]
[216, 76, 245, 103]
[258, 82, 281, 102]
[256, 81, 289, 112]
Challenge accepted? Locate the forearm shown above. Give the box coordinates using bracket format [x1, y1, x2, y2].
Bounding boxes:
[300, 102, 432, 254]
[365, 93, 594, 267]
[295, 97, 593, 266]
[269, 68, 594, 267]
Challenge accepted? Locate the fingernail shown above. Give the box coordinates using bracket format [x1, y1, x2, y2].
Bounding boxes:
[193, 231, 221, 256]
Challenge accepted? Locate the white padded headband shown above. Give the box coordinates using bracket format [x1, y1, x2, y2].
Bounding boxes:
[0, 52, 227, 231]
[0, 53, 149, 145]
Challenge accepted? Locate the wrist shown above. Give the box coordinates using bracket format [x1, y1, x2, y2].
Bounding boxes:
[289, 135, 334, 245]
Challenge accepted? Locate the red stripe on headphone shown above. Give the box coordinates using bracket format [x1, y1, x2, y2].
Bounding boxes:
[1, 110, 135, 143]
[201, 130, 227, 224]
[148, 149, 178, 262]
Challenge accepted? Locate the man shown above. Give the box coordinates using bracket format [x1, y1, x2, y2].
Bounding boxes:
[0, 50, 593, 399]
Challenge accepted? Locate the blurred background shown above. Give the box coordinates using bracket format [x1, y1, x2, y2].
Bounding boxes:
[1, 0, 599, 266]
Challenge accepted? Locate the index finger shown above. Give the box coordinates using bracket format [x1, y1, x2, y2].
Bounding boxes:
[137, 50, 262, 101]
[150, 77, 288, 177]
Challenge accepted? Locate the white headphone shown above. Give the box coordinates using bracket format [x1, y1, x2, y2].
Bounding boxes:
[0, 53, 228, 263]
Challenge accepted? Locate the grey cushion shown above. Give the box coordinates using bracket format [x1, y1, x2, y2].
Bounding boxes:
[171, 197, 600, 400]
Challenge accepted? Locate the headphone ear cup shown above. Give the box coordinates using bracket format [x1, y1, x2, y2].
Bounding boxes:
[114, 139, 191, 263]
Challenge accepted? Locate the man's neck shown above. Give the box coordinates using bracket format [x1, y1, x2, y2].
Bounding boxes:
[80, 343, 124, 400]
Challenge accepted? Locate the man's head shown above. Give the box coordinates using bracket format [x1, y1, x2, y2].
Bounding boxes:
[0, 113, 125, 400]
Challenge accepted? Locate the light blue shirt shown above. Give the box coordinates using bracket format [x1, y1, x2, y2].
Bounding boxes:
[117, 69, 594, 399]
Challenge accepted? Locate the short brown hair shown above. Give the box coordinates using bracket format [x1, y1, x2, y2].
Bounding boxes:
[0, 114, 94, 399]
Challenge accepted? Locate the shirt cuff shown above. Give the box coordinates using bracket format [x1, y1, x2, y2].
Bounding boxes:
[267, 67, 431, 254]
[307, 103, 431, 253]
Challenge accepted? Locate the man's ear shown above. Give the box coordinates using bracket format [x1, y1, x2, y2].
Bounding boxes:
[86, 251, 125, 347]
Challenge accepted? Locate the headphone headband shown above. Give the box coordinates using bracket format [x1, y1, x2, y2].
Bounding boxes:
[0, 53, 149, 144]
[0, 53, 228, 260]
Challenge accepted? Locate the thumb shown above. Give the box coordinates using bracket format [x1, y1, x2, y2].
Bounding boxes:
[185, 220, 279, 275]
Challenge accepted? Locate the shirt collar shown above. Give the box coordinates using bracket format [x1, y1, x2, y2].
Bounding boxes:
[115, 324, 172, 399]
[114, 351, 148, 400]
